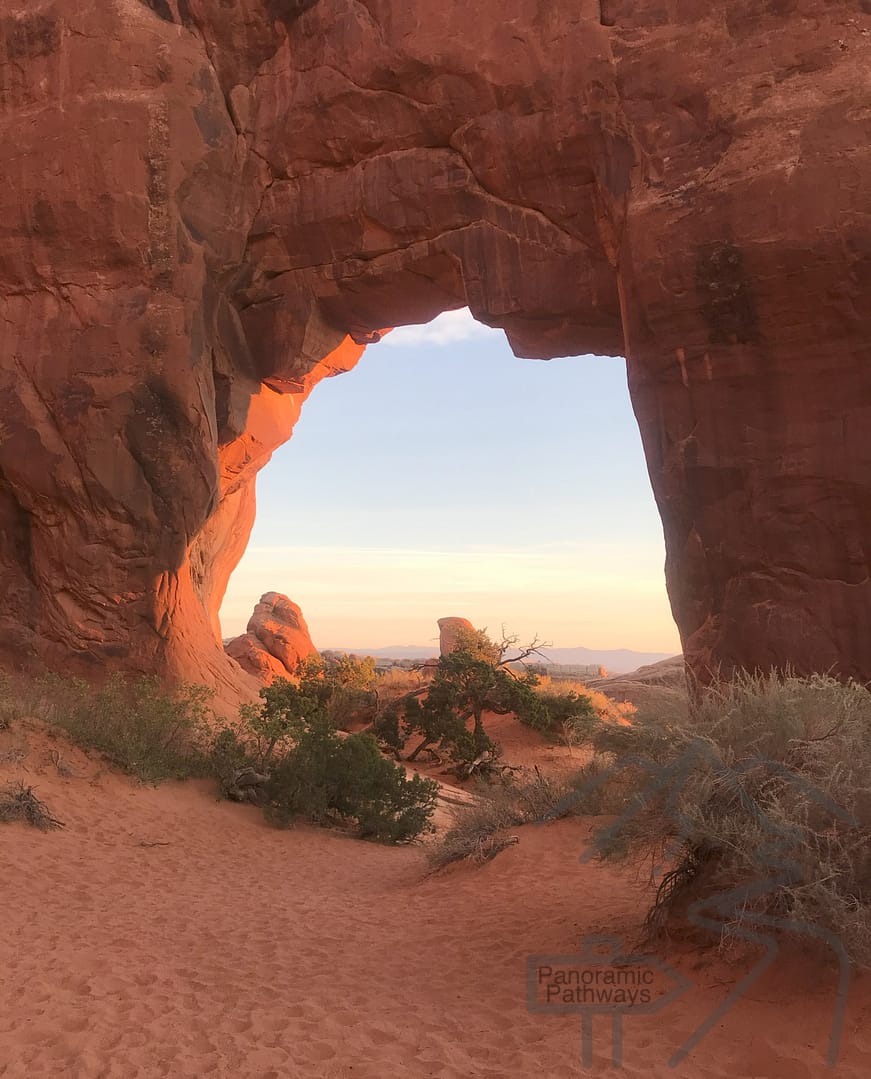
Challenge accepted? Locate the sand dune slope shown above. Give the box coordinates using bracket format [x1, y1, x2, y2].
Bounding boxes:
[2, 727, 870, 1078]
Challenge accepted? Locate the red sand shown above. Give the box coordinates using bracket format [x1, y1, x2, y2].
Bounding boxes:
[2, 720, 871, 1078]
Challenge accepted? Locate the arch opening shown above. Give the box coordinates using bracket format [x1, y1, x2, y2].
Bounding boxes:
[219, 309, 679, 678]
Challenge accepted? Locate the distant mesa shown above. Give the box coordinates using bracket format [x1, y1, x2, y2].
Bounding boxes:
[340, 633, 678, 676]
[535, 646, 677, 673]
[225, 592, 317, 683]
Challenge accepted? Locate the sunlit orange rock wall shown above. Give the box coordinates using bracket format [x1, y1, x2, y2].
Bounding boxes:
[1, 0, 869, 693]
[225, 591, 317, 682]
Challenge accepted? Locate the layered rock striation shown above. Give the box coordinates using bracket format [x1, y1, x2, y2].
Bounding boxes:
[2, 1, 870, 692]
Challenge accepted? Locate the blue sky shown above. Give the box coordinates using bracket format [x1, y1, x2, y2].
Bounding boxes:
[220, 310, 680, 653]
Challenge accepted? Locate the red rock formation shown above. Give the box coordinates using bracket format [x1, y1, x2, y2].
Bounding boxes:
[1, 1, 870, 695]
[585, 656, 689, 713]
[225, 592, 317, 683]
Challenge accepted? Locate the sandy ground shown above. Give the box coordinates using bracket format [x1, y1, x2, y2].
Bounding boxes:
[2, 719, 871, 1078]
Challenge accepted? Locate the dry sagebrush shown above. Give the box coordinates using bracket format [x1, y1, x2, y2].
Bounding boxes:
[429, 771, 574, 870]
[580, 673, 871, 965]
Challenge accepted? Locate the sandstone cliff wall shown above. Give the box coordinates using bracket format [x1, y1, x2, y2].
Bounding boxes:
[1, 1, 869, 693]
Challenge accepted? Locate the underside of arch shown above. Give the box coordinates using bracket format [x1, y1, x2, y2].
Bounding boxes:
[1, 0, 870, 706]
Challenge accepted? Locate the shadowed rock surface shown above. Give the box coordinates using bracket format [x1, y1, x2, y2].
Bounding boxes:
[225, 592, 317, 682]
[585, 655, 688, 713]
[1, 1, 870, 697]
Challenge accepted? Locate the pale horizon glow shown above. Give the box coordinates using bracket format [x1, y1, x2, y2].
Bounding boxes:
[222, 540, 675, 651]
[220, 309, 681, 654]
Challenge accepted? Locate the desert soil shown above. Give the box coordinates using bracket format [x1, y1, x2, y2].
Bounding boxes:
[2, 716, 870, 1078]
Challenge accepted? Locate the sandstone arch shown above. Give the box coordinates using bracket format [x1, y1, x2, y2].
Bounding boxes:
[1, 0, 870, 699]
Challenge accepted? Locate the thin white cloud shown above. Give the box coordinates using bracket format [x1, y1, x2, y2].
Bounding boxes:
[381, 308, 497, 348]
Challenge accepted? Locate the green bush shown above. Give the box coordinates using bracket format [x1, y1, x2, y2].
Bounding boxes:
[264, 655, 378, 731]
[397, 639, 550, 767]
[378, 628, 599, 770]
[208, 722, 262, 799]
[522, 688, 597, 735]
[372, 702, 405, 755]
[268, 720, 437, 842]
[208, 676, 438, 843]
[30, 673, 211, 783]
[321, 652, 377, 691]
[402, 672, 499, 767]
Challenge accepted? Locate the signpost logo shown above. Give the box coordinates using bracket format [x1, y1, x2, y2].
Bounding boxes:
[528, 935, 691, 1068]
[527, 740, 854, 1068]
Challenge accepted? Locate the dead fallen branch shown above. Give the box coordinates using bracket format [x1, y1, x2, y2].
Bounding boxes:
[0, 782, 64, 831]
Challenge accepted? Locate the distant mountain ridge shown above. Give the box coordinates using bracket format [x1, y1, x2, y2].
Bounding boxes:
[329, 644, 678, 674]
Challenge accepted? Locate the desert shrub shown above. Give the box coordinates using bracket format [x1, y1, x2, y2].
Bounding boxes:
[574, 672, 871, 966]
[0, 782, 63, 830]
[321, 652, 377, 691]
[327, 686, 378, 728]
[402, 672, 498, 767]
[344, 750, 437, 844]
[371, 702, 406, 755]
[207, 722, 263, 799]
[267, 719, 437, 842]
[380, 628, 613, 765]
[553, 756, 639, 816]
[375, 666, 426, 698]
[263, 655, 378, 731]
[526, 688, 598, 736]
[434, 826, 519, 869]
[208, 680, 438, 843]
[429, 770, 574, 870]
[430, 791, 524, 870]
[319, 653, 378, 727]
[532, 676, 636, 742]
[0, 673, 56, 729]
[514, 770, 575, 821]
[206, 679, 314, 799]
[450, 625, 503, 664]
[0, 676, 13, 730]
[392, 631, 556, 770]
[373, 667, 430, 728]
[36, 673, 212, 783]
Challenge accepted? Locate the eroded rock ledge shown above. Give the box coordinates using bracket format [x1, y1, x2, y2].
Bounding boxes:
[1, 1, 870, 699]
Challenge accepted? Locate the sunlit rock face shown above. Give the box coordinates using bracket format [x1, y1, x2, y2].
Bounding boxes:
[1, 1, 870, 695]
[225, 592, 317, 682]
